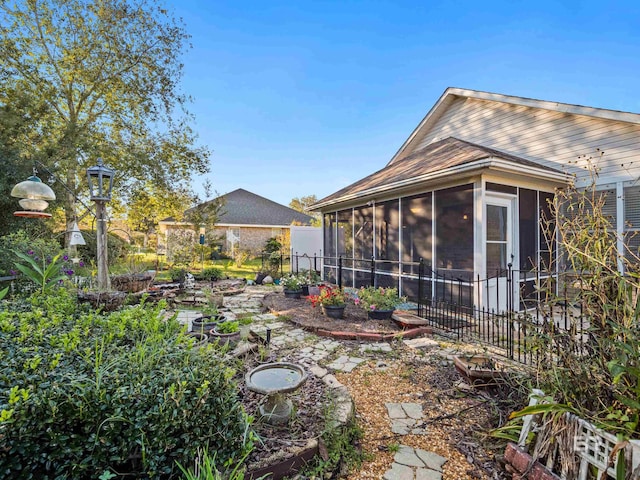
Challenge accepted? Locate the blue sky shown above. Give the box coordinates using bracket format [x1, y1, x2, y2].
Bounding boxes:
[171, 0, 640, 207]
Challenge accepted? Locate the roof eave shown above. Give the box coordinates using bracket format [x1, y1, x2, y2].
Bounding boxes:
[311, 157, 571, 211]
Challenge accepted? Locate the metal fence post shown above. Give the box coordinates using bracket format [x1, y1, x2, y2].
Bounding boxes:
[370, 256, 375, 287]
[280, 253, 283, 277]
[418, 258, 424, 317]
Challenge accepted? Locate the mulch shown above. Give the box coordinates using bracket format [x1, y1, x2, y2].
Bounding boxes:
[262, 293, 404, 334]
[242, 291, 510, 479]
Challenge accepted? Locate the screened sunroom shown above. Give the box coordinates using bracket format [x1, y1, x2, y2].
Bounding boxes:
[314, 137, 570, 310]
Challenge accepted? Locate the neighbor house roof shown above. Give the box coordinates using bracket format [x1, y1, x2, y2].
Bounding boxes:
[162, 188, 313, 226]
[313, 137, 568, 209]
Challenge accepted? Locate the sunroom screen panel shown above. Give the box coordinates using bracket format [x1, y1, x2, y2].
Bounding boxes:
[375, 199, 399, 272]
[435, 185, 474, 280]
[401, 193, 432, 275]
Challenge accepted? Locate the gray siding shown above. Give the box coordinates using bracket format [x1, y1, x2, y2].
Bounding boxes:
[410, 97, 640, 187]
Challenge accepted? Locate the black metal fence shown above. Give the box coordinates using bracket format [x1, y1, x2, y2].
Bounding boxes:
[283, 253, 593, 366]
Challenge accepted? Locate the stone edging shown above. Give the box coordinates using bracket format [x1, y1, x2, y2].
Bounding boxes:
[281, 311, 433, 342]
[244, 364, 354, 480]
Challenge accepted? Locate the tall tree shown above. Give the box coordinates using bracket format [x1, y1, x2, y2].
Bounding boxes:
[0, 0, 209, 241]
[290, 194, 321, 226]
[125, 182, 192, 248]
[0, 93, 55, 237]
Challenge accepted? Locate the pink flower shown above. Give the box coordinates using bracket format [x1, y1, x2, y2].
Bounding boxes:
[370, 304, 376, 311]
[354, 298, 360, 305]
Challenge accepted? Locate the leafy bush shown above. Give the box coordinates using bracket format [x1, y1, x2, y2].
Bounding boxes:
[355, 286, 404, 311]
[168, 266, 188, 283]
[195, 267, 224, 281]
[78, 229, 127, 266]
[0, 230, 62, 276]
[0, 291, 250, 478]
[263, 237, 281, 254]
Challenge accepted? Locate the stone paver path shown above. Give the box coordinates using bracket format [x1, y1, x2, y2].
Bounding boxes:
[174, 285, 451, 478]
[383, 446, 447, 480]
[327, 355, 366, 372]
[385, 402, 428, 435]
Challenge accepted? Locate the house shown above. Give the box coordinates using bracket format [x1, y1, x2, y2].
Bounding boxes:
[158, 188, 314, 257]
[313, 87, 640, 310]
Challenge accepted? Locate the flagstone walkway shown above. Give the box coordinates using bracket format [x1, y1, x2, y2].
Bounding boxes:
[174, 286, 452, 480]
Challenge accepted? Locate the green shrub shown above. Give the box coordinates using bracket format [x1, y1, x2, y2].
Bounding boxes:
[0, 230, 62, 276]
[194, 267, 224, 281]
[168, 266, 188, 283]
[78, 229, 126, 266]
[0, 292, 250, 478]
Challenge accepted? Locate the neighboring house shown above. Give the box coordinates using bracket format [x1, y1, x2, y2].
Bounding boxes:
[158, 188, 313, 257]
[313, 87, 640, 309]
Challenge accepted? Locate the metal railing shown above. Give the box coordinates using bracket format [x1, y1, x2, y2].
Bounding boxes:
[285, 253, 597, 366]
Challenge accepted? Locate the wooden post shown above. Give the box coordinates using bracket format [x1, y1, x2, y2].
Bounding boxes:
[95, 200, 110, 290]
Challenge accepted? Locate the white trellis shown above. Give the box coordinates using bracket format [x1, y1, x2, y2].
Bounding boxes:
[518, 391, 640, 479]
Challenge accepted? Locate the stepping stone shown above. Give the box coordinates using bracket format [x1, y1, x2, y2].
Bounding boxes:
[385, 403, 406, 419]
[327, 356, 365, 372]
[403, 338, 439, 350]
[416, 449, 447, 472]
[360, 342, 392, 353]
[383, 462, 414, 480]
[395, 445, 426, 467]
[402, 403, 423, 420]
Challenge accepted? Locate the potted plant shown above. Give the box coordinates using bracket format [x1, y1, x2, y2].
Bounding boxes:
[356, 286, 404, 320]
[299, 269, 320, 296]
[281, 273, 304, 299]
[192, 303, 226, 335]
[310, 285, 347, 319]
[210, 320, 240, 345]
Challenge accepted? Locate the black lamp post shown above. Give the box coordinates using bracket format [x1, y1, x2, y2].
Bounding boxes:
[86, 159, 115, 290]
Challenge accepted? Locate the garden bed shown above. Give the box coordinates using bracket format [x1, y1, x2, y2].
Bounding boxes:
[262, 293, 405, 334]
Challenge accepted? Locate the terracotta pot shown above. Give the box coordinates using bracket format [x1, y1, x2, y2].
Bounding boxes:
[322, 304, 346, 319]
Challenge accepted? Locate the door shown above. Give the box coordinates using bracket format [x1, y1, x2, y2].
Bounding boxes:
[485, 196, 514, 312]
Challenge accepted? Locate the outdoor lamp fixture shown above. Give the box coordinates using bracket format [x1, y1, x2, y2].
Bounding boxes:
[86, 158, 115, 290]
[11, 170, 57, 218]
[86, 158, 115, 201]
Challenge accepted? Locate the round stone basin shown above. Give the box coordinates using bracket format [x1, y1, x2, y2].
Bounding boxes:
[245, 363, 307, 425]
[245, 362, 307, 395]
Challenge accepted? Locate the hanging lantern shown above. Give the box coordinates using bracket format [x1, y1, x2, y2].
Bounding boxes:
[11, 173, 56, 218]
[69, 221, 86, 246]
[86, 158, 115, 202]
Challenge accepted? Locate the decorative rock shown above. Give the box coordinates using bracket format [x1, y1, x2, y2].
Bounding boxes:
[403, 338, 439, 350]
[262, 275, 274, 284]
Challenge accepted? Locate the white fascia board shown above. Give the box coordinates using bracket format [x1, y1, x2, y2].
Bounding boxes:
[214, 223, 292, 228]
[313, 157, 572, 210]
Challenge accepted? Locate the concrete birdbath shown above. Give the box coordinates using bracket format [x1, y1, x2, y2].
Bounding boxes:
[245, 362, 307, 425]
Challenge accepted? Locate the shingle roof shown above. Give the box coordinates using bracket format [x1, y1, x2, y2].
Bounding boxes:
[314, 137, 565, 207]
[173, 188, 312, 226]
